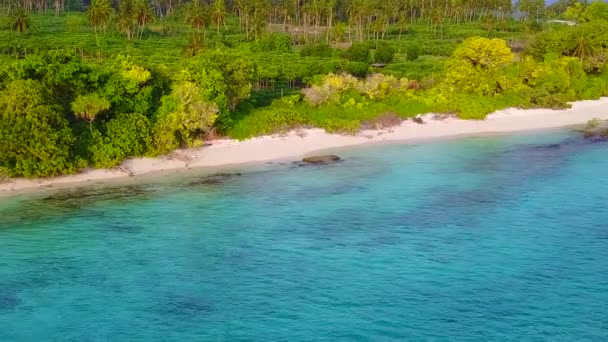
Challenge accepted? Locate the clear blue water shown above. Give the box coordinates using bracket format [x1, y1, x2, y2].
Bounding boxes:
[1, 130, 608, 341]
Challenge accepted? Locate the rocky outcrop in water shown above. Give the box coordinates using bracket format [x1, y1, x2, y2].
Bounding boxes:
[301, 155, 342, 164]
[188, 172, 243, 186]
[578, 119, 608, 140]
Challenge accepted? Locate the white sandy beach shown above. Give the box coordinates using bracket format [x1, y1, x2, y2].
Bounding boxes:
[1, 97, 607, 194]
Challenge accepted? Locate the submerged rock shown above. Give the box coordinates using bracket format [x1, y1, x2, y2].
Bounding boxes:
[578, 119, 608, 140]
[43, 185, 149, 202]
[301, 155, 342, 164]
[0, 291, 21, 311]
[188, 172, 242, 186]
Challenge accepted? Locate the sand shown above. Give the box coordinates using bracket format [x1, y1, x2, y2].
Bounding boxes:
[1, 97, 607, 195]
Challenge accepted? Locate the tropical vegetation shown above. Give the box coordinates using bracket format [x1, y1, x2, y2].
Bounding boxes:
[0, 0, 607, 177]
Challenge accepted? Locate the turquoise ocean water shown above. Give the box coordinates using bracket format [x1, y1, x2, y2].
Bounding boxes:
[1, 130, 608, 341]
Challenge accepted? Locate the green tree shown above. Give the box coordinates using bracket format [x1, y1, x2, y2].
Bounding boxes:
[450, 37, 515, 69]
[71, 93, 111, 131]
[188, 51, 257, 111]
[153, 81, 219, 153]
[101, 56, 164, 115]
[444, 37, 515, 95]
[10, 51, 96, 108]
[0, 80, 76, 177]
[88, 113, 152, 167]
[581, 1, 608, 22]
[563, 2, 584, 21]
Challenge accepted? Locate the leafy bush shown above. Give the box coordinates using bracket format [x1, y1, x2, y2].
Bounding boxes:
[340, 61, 370, 77]
[153, 82, 219, 153]
[71, 93, 111, 127]
[374, 43, 396, 64]
[357, 74, 409, 100]
[406, 45, 420, 61]
[300, 44, 334, 58]
[302, 73, 358, 106]
[229, 105, 309, 140]
[343, 42, 372, 63]
[92, 113, 152, 167]
[580, 1, 608, 22]
[526, 21, 608, 72]
[381, 57, 446, 80]
[253, 34, 292, 53]
[444, 37, 514, 95]
[0, 80, 77, 177]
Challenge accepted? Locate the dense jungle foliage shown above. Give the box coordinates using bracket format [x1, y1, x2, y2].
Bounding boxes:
[0, 0, 607, 177]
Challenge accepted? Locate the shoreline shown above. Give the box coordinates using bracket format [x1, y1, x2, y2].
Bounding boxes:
[1, 97, 607, 196]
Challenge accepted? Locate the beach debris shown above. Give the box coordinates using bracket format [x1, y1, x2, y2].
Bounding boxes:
[301, 155, 342, 164]
[166, 151, 196, 168]
[431, 114, 454, 121]
[116, 165, 134, 177]
[412, 116, 425, 124]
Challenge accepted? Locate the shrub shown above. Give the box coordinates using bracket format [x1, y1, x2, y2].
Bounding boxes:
[406, 45, 420, 61]
[451, 94, 501, 119]
[253, 34, 292, 53]
[357, 74, 409, 100]
[444, 37, 515, 95]
[71, 93, 111, 128]
[528, 90, 571, 109]
[0, 80, 77, 177]
[153, 81, 219, 153]
[99, 112, 151, 165]
[341, 61, 370, 77]
[388, 96, 437, 117]
[300, 44, 334, 58]
[302, 73, 358, 106]
[228, 107, 309, 140]
[374, 43, 396, 64]
[343, 42, 372, 63]
[312, 116, 362, 134]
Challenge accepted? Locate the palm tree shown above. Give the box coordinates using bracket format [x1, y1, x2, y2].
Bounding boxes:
[117, 0, 135, 40]
[211, 0, 227, 36]
[184, 33, 204, 57]
[86, 0, 112, 45]
[133, 0, 154, 40]
[10, 8, 30, 33]
[573, 33, 593, 62]
[185, 0, 208, 32]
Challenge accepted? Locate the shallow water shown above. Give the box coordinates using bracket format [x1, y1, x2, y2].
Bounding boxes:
[1, 130, 608, 341]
